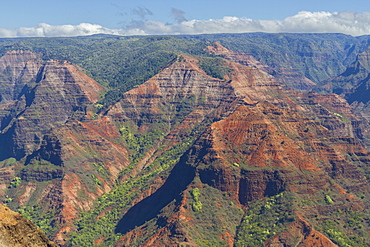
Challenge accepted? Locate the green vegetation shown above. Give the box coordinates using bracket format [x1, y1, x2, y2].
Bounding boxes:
[67, 124, 204, 246]
[311, 206, 370, 247]
[185, 183, 244, 247]
[1, 33, 370, 246]
[8, 177, 21, 188]
[18, 205, 60, 236]
[120, 121, 167, 163]
[0, 157, 17, 168]
[333, 112, 343, 118]
[91, 162, 110, 180]
[90, 174, 102, 186]
[289, 181, 370, 246]
[0, 33, 365, 108]
[199, 57, 233, 80]
[93, 103, 103, 110]
[200, 33, 369, 84]
[324, 194, 334, 205]
[0, 33, 368, 107]
[4, 195, 13, 204]
[190, 188, 202, 212]
[235, 192, 295, 247]
[0, 36, 215, 107]
[319, 218, 367, 247]
[19, 158, 63, 181]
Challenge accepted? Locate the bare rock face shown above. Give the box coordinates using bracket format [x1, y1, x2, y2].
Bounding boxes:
[46, 119, 130, 243]
[208, 42, 316, 91]
[0, 50, 42, 105]
[0, 204, 58, 247]
[0, 55, 105, 159]
[190, 98, 368, 200]
[106, 54, 236, 125]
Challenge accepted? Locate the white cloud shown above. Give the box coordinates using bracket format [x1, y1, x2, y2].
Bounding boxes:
[279, 11, 370, 35]
[140, 11, 370, 36]
[1, 11, 370, 38]
[0, 23, 126, 38]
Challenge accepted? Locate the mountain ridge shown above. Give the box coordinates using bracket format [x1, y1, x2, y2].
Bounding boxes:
[71, 44, 370, 246]
[1, 35, 370, 246]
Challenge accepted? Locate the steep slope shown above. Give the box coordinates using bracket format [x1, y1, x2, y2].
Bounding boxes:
[320, 45, 370, 95]
[343, 47, 370, 117]
[2, 41, 370, 247]
[19, 118, 130, 243]
[319, 45, 370, 148]
[1, 34, 368, 105]
[117, 64, 368, 246]
[103, 54, 238, 175]
[67, 54, 242, 246]
[0, 51, 129, 244]
[0, 55, 105, 159]
[0, 204, 58, 247]
[208, 42, 316, 91]
[2, 52, 237, 245]
[0, 50, 42, 105]
[209, 33, 370, 84]
[67, 46, 370, 246]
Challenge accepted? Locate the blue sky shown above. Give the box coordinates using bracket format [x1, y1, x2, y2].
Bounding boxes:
[0, 0, 369, 37]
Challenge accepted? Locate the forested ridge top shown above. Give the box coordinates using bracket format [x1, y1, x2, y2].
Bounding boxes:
[0, 33, 369, 106]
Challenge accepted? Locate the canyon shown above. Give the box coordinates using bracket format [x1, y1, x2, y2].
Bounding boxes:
[0, 34, 370, 246]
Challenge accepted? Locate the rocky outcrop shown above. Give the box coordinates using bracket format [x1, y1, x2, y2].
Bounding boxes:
[341, 46, 370, 103]
[17, 117, 131, 244]
[102, 54, 239, 178]
[208, 42, 316, 91]
[0, 55, 104, 159]
[0, 204, 58, 247]
[106, 54, 236, 124]
[187, 98, 368, 203]
[0, 50, 42, 105]
[20, 168, 64, 182]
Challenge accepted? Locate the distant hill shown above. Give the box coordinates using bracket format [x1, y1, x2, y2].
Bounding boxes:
[0, 33, 369, 105]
